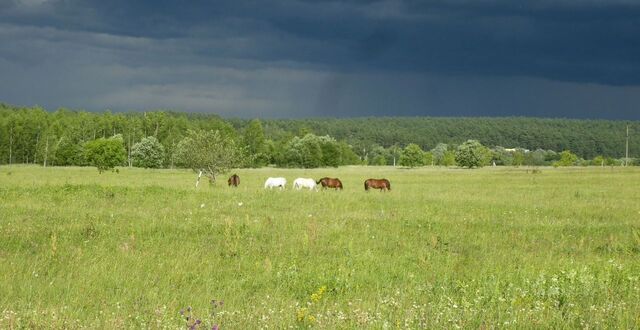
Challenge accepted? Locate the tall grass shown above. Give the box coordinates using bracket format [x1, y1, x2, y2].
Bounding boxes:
[1, 165, 639, 328]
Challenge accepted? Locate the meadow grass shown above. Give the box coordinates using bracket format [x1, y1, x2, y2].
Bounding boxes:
[1, 165, 639, 329]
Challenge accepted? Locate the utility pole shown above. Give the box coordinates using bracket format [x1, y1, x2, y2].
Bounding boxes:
[625, 124, 629, 167]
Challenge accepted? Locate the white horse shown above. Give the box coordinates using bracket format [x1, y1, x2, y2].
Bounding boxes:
[293, 178, 318, 191]
[264, 177, 287, 190]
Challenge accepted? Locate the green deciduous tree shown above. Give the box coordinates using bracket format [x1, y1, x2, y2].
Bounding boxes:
[55, 136, 85, 166]
[554, 150, 579, 167]
[512, 148, 526, 167]
[443, 150, 457, 166]
[243, 119, 267, 167]
[174, 129, 246, 183]
[399, 143, 425, 168]
[592, 155, 605, 167]
[318, 135, 341, 167]
[278, 133, 348, 168]
[491, 146, 513, 166]
[337, 141, 360, 165]
[455, 140, 490, 168]
[131, 136, 165, 168]
[423, 151, 434, 166]
[84, 135, 126, 173]
[431, 143, 448, 165]
[525, 149, 548, 166]
[282, 134, 322, 168]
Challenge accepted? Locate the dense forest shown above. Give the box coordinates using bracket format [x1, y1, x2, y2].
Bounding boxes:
[248, 117, 637, 160]
[0, 103, 637, 168]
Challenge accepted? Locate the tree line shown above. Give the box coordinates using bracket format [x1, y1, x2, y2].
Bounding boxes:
[0, 103, 637, 171]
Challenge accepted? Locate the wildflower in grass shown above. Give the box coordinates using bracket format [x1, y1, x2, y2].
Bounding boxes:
[212, 325, 219, 330]
[296, 308, 308, 322]
[307, 315, 316, 324]
[311, 286, 327, 303]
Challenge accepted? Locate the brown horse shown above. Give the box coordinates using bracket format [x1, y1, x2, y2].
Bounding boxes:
[364, 178, 391, 191]
[317, 177, 343, 190]
[227, 174, 240, 187]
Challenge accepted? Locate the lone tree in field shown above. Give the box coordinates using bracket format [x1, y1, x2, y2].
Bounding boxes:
[84, 135, 126, 173]
[174, 129, 247, 185]
[131, 136, 165, 168]
[455, 139, 490, 168]
[399, 143, 425, 168]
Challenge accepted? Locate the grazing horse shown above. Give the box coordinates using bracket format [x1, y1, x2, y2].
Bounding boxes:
[364, 178, 391, 191]
[227, 174, 240, 187]
[264, 177, 287, 190]
[293, 178, 318, 191]
[317, 177, 343, 190]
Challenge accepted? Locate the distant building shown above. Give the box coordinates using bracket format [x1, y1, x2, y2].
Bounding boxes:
[504, 148, 530, 153]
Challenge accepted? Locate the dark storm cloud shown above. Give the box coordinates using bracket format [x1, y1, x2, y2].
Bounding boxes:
[1, 0, 639, 118]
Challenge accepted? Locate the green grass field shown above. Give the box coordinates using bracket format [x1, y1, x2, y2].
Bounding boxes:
[1, 165, 639, 329]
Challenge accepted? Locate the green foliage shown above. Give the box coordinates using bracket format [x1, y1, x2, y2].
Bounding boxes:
[367, 145, 390, 166]
[55, 136, 86, 166]
[131, 136, 165, 168]
[554, 150, 579, 167]
[371, 155, 387, 166]
[592, 155, 605, 166]
[423, 151, 434, 166]
[526, 149, 548, 166]
[35, 128, 58, 166]
[443, 150, 457, 166]
[0, 105, 638, 167]
[337, 141, 360, 165]
[399, 143, 425, 168]
[84, 135, 126, 173]
[243, 119, 268, 167]
[513, 149, 525, 167]
[258, 117, 640, 160]
[319, 136, 341, 167]
[174, 129, 246, 182]
[431, 143, 448, 165]
[491, 146, 513, 166]
[278, 133, 351, 168]
[455, 140, 490, 168]
[282, 134, 322, 168]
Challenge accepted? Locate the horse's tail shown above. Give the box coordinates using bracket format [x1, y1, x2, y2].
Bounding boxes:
[316, 179, 322, 185]
[364, 180, 369, 191]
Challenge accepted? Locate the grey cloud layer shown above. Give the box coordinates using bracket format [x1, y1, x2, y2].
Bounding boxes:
[1, 0, 639, 118]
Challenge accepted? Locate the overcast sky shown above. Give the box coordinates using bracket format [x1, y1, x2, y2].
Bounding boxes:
[1, 0, 639, 119]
